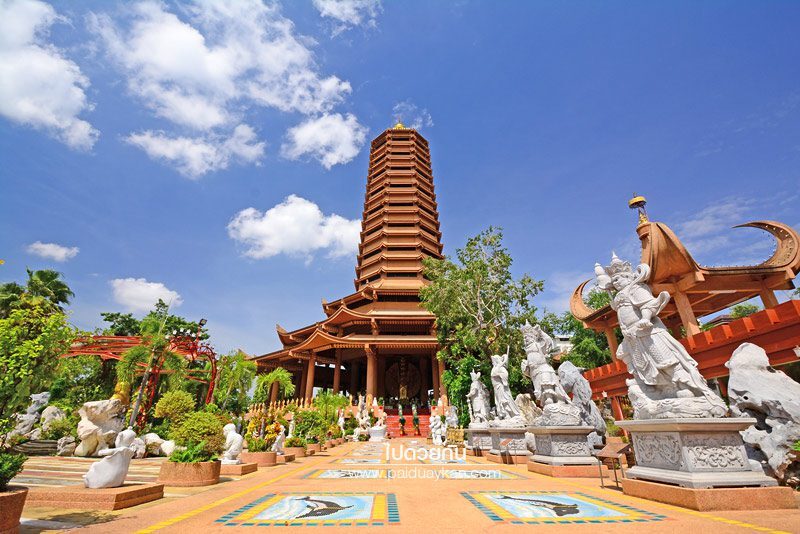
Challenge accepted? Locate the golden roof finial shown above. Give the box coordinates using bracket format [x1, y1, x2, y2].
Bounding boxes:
[628, 193, 648, 225]
[393, 120, 406, 129]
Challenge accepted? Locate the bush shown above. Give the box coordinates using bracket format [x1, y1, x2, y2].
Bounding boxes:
[40, 416, 76, 441]
[0, 453, 26, 490]
[155, 391, 195, 424]
[358, 433, 369, 441]
[170, 411, 224, 456]
[169, 441, 217, 463]
[285, 436, 306, 449]
[246, 435, 275, 452]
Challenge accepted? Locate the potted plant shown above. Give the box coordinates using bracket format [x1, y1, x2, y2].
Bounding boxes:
[285, 437, 307, 458]
[159, 411, 224, 486]
[306, 434, 321, 454]
[398, 404, 406, 436]
[241, 435, 277, 467]
[0, 453, 27, 534]
[412, 405, 420, 436]
[158, 441, 221, 486]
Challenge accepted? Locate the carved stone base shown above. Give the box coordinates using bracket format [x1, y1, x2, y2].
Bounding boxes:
[620, 478, 796, 511]
[220, 462, 258, 476]
[26, 483, 163, 510]
[486, 452, 529, 465]
[527, 460, 608, 478]
[488, 427, 530, 457]
[465, 428, 492, 453]
[528, 426, 596, 466]
[617, 418, 778, 489]
[369, 427, 387, 442]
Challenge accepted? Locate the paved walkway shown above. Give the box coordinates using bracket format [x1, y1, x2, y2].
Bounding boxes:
[19, 439, 800, 533]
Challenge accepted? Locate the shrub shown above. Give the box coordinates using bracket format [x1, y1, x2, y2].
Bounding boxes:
[40, 416, 76, 441]
[170, 411, 224, 456]
[155, 391, 195, 424]
[358, 433, 369, 441]
[246, 436, 275, 452]
[169, 441, 217, 463]
[285, 436, 306, 449]
[0, 453, 26, 491]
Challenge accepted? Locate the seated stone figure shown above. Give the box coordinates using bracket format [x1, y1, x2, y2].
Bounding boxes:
[222, 423, 244, 464]
[726, 343, 800, 486]
[83, 427, 136, 488]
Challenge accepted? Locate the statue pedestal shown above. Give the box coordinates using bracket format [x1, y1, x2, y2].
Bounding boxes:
[220, 462, 258, 476]
[465, 427, 492, 456]
[369, 426, 386, 442]
[486, 427, 530, 464]
[617, 418, 778, 489]
[528, 426, 598, 467]
[27, 483, 163, 510]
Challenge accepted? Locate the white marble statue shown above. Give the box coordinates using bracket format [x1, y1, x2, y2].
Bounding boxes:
[520, 323, 581, 426]
[726, 343, 800, 486]
[83, 426, 136, 488]
[287, 418, 296, 439]
[595, 254, 727, 420]
[337, 410, 345, 436]
[489, 349, 526, 427]
[430, 414, 445, 445]
[272, 424, 286, 454]
[222, 423, 244, 464]
[74, 398, 127, 457]
[445, 405, 459, 429]
[558, 361, 606, 447]
[352, 397, 371, 441]
[467, 370, 491, 427]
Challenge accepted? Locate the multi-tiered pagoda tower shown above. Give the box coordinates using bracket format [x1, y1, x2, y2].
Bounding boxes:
[254, 123, 446, 407]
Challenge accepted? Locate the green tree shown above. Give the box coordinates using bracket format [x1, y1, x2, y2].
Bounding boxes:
[214, 350, 257, 413]
[253, 367, 296, 403]
[0, 295, 75, 444]
[0, 269, 73, 318]
[50, 355, 117, 410]
[313, 390, 349, 423]
[731, 303, 760, 319]
[420, 227, 544, 427]
[154, 390, 196, 424]
[100, 312, 141, 336]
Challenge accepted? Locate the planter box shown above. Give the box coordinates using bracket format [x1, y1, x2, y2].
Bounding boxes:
[157, 460, 221, 487]
[324, 440, 333, 448]
[285, 446, 305, 458]
[0, 486, 28, 534]
[307, 443, 321, 454]
[240, 451, 277, 467]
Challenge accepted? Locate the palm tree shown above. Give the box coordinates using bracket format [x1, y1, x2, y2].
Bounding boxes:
[25, 269, 74, 308]
[254, 367, 296, 403]
[216, 350, 257, 411]
[0, 282, 24, 318]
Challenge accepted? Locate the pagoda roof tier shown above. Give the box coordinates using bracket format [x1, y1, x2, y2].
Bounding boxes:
[256, 329, 439, 363]
[571, 219, 800, 330]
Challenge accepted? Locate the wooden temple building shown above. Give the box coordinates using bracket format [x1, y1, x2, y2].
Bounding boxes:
[571, 196, 800, 420]
[253, 123, 446, 407]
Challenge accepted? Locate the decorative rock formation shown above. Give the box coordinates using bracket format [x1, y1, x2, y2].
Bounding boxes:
[514, 394, 542, 426]
[8, 392, 51, 438]
[143, 433, 165, 456]
[595, 255, 727, 419]
[558, 361, 606, 447]
[131, 437, 147, 459]
[74, 399, 126, 457]
[83, 427, 136, 488]
[40, 405, 66, 432]
[726, 342, 800, 487]
[520, 323, 581, 426]
[222, 423, 244, 464]
[489, 350, 526, 427]
[160, 440, 177, 457]
[57, 436, 77, 456]
[467, 370, 491, 428]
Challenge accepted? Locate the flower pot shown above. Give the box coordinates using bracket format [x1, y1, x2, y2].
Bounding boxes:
[605, 436, 625, 445]
[157, 460, 221, 487]
[285, 446, 305, 458]
[0, 487, 28, 534]
[240, 451, 277, 467]
[324, 440, 333, 449]
[307, 443, 321, 454]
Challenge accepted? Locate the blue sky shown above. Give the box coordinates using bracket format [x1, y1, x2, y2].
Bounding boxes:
[1, 0, 798, 355]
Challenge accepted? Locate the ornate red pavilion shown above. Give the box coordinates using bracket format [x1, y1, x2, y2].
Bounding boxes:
[253, 123, 446, 407]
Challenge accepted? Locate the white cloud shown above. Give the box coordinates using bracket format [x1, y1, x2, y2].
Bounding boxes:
[126, 124, 265, 178]
[674, 197, 754, 257]
[227, 194, 360, 261]
[26, 241, 79, 262]
[282, 113, 367, 169]
[392, 100, 434, 130]
[110, 278, 182, 313]
[91, 0, 360, 175]
[539, 270, 594, 314]
[313, 0, 381, 34]
[0, 0, 98, 149]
